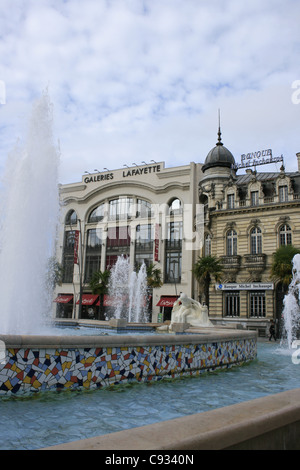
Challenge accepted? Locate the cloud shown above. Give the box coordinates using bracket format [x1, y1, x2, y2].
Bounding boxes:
[0, 0, 299, 182]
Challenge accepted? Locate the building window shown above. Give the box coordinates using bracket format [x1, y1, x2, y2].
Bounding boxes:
[62, 231, 76, 283]
[136, 199, 153, 219]
[65, 210, 77, 226]
[250, 191, 259, 206]
[135, 224, 153, 268]
[84, 229, 102, 282]
[279, 185, 288, 202]
[250, 291, 266, 317]
[169, 198, 182, 215]
[88, 204, 105, 223]
[227, 194, 235, 209]
[204, 234, 211, 256]
[226, 230, 237, 256]
[250, 227, 262, 254]
[225, 292, 240, 317]
[279, 224, 292, 246]
[109, 197, 133, 221]
[105, 226, 130, 269]
[165, 221, 182, 283]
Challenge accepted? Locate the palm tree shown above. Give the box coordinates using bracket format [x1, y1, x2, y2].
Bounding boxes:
[192, 255, 223, 308]
[146, 263, 163, 289]
[89, 269, 111, 320]
[271, 245, 300, 288]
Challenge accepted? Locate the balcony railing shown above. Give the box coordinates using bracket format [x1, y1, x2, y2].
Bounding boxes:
[220, 255, 241, 269]
[244, 253, 266, 267]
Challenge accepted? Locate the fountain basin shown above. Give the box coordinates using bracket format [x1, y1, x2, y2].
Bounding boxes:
[0, 328, 257, 396]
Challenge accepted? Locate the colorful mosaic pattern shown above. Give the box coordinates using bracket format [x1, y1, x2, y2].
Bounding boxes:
[0, 339, 256, 396]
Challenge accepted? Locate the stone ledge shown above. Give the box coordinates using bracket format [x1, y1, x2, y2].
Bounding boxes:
[0, 328, 257, 349]
[42, 388, 300, 450]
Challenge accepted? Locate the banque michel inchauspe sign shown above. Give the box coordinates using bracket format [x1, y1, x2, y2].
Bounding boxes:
[233, 149, 284, 170]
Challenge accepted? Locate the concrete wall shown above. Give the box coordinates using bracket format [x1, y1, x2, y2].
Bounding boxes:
[44, 388, 300, 450]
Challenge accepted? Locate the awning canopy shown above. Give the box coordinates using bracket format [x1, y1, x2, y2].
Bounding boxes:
[96, 295, 115, 307]
[53, 294, 73, 304]
[76, 294, 99, 305]
[156, 297, 177, 307]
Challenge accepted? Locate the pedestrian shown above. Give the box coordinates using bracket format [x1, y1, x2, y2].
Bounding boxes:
[269, 320, 276, 341]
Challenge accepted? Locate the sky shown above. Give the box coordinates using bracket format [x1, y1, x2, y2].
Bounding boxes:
[0, 0, 299, 184]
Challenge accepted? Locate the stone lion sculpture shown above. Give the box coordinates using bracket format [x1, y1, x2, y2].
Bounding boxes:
[170, 293, 213, 328]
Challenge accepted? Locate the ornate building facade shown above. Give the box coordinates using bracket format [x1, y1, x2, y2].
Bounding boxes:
[54, 129, 300, 334]
[200, 129, 300, 334]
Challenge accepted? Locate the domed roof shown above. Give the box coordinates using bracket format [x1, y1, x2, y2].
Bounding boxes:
[202, 127, 235, 172]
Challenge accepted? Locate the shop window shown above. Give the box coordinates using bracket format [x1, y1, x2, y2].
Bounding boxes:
[225, 292, 240, 317]
[250, 291, 266, 317]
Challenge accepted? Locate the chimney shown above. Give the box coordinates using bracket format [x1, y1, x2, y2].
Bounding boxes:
[297, 152, 300, 172]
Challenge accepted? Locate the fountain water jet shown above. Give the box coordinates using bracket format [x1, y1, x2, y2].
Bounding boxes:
[0, 91, 60, 334]
[281, 254, 300, 349]
[107, 256, 148, 323]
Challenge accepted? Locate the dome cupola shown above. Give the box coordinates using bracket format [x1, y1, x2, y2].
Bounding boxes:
[202, 117, 235, 173]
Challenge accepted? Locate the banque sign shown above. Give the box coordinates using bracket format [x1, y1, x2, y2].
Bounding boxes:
[84, 164, 161, 183]
[233, 148, 284, 170]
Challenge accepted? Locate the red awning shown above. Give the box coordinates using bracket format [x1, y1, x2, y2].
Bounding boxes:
[156, 297, 177, 307]
[53, 294, 73, 304]
[76, 294, 99, 305]
[96, 295, 115, 307]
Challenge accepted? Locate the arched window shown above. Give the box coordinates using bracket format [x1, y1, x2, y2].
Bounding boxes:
[226, 230, 237, 256]
[279, 224, 292, 246]
[88, 204, 105, 223]
[169, 198, 182, 215]
[250, 227, 262, 254]
[65, 210, 77, 226]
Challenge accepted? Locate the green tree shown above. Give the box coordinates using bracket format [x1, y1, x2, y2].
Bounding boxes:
[46, 257, 63, 290]
[89, 270, 111, 320]
[146, 263, 163, 289]
[271, 245, 300, 288]
[192, 255, 223, 308]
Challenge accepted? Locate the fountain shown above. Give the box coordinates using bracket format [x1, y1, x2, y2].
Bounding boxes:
[0, 93, 257, 399]
[281, 253, 300, 349]
[107, 256, 149, 323]
[0, 91, 60, 335]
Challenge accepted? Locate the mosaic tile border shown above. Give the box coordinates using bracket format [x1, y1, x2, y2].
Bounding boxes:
[0, 338, 257, 396]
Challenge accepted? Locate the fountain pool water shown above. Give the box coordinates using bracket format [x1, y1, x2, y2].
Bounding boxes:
[281, 253, 300, 349]
[0, 91, 60, 335]
[0, 341, 298, 450]
[108, 256, 148, 323]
